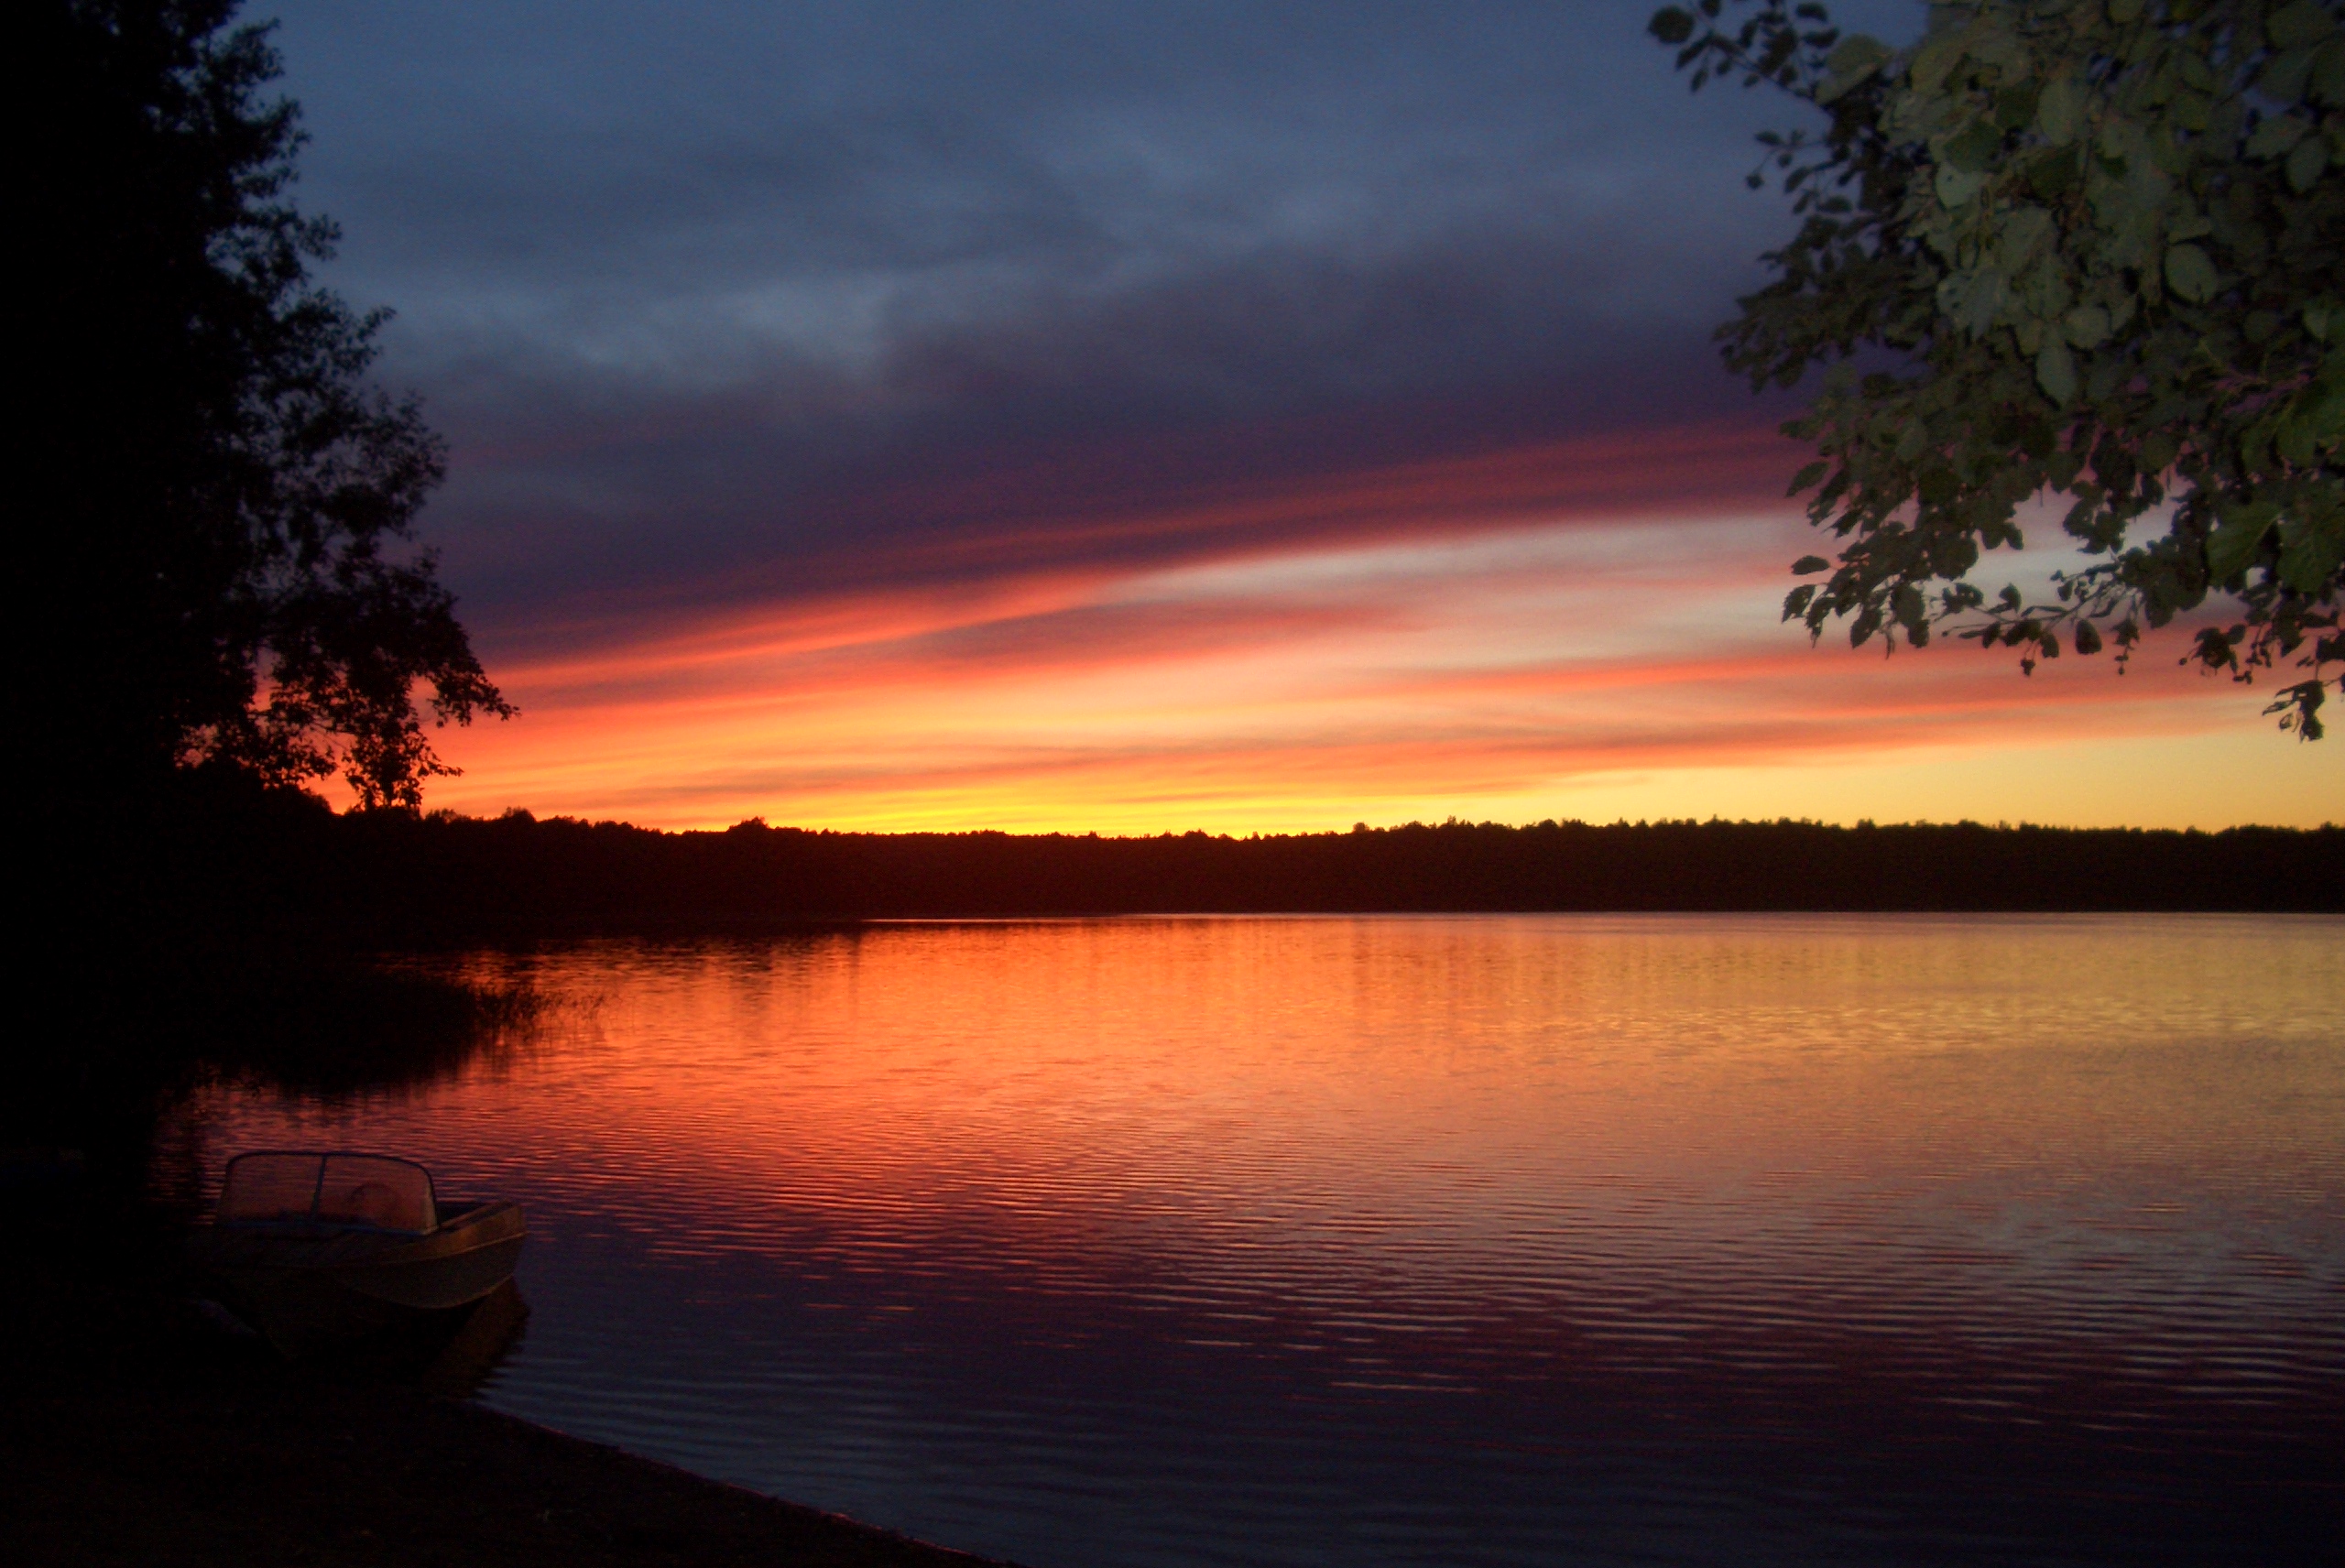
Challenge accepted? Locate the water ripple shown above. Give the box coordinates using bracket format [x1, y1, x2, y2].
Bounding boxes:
[169, 914, 2345, 1567]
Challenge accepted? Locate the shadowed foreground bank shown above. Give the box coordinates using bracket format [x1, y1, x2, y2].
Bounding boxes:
[2, 972, 1014, 1566]
[2, 1255, 1011, 1568]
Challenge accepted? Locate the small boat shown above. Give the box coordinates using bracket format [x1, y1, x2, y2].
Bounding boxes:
[189, 1150, 526, 1356]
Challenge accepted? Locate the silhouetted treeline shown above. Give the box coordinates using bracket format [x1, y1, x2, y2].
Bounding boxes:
[123, 782, 2343, 945]
[16, 777, 2334, 1159]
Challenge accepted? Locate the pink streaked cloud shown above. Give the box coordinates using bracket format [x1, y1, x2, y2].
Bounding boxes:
[470, 417, 1801, 667]
[415, 425, 2340, 833]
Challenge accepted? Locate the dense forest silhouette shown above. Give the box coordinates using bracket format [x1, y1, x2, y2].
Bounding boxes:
[28, 766, 2327, 1169]
[138, 779, 2344, 944]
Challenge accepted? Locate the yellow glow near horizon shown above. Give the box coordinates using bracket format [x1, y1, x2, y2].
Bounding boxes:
[409, 438, 2342, 835]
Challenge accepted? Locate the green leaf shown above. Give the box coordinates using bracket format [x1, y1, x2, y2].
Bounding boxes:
[1909, 33, 1967, 94]
[1950, 269, 2014, 334]
[2063, 304, 2111, 348]
[2285, 135, 2329, 191]
[2074, 620, 2102, 656]
[1788, 462, 1828, 495]
[2108, 0, 2144, 23]
[1817, 35, 1893, 103]
[2035, 76, 2086, 144]
[2261, 46, 2318, 102]
[2035, 335, 2078, 405]
[2246, 114, 2309, 159]
[1648, 7, 1696, 45]
[2279, 520, 2344, 593]
[1792, 555, 1832, 575]
[2267, 1, 2336, 51]
[1999, 204, 2055, 269]
[1935, 163, 1987, 209]
[2316, 39, 2345, 106]
[1943, 119, 2003, 173]
[2206, 510, 2274, 581]
[2278, 416, 2319, 466]
[2165, 244, 2220, 303]
[2275, 366, 2340, 461]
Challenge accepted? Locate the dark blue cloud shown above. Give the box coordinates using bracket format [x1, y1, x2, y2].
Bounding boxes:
[261, 1, 1925, 630]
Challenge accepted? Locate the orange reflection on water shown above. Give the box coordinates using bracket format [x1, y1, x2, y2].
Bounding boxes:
[191, 915, 2345, 1330]
[171, 915, 2345, 1563]
[568, 917, 2332, 1217]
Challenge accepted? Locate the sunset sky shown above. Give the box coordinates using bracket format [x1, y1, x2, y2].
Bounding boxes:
[270, 0, 2339, 832]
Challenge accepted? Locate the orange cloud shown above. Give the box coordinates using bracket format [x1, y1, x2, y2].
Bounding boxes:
[418, 424, 2340, 833]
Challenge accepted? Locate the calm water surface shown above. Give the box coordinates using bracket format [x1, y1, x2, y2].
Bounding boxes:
[166, 915, 2345, 1565]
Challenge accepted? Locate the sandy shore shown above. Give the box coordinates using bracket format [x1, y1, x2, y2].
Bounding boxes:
[4, 1254, 1014, 1568]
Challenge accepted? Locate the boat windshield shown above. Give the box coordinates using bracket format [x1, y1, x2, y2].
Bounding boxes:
[217, 1152, 439, 1234]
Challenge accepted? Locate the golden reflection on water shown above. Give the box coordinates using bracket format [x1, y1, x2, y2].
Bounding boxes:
[174, 915, 2345, 1567]
[457, 916, 2336, 1277]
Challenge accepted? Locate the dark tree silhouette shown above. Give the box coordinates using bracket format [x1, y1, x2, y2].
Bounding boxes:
[23, 0, 508, 811]
[1651, 1, 2342, 737]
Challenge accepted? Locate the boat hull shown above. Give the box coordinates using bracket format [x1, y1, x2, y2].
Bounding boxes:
[191, 1201, 526, 1355]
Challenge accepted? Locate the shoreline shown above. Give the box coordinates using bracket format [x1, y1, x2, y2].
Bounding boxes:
[4, 1256, 1014, 1568]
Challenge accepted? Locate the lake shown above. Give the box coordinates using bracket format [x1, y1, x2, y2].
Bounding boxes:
[162, 914, 2345, 1565]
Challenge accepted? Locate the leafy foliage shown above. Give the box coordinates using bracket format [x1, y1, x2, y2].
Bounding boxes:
[1651, 0, 2344, 736]
[25, 1, 509, 807]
